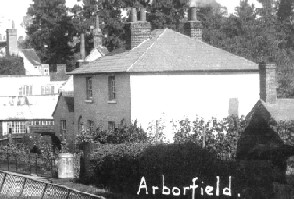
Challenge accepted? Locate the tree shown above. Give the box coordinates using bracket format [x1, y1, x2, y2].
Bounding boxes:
[26, 0, 78, 71]
[0, 56, 25, 75]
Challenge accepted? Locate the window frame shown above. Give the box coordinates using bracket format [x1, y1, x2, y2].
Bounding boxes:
[108, 76, 116, 101]
[87, 120, 94, 132]
[108, 121, 115, 131]
[86, 77, 93, 101]
[60, 120, 67, 140]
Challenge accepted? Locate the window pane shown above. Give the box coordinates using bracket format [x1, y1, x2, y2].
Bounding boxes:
[108, 121, 115, 131]
[108, 76, 115, 100]
[86, 77, 93, 99]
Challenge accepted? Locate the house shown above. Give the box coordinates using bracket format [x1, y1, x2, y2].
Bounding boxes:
[0, 22, 49, 76]
[52, 75, 75, 151]
[0, 73, 66, 145]
[68, 7, 260, 139]
[0, 75, 64, 97]
[52, 13, 108, 151]
[0, 95, 60, 147]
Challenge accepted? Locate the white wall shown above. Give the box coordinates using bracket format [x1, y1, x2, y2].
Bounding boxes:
[130, 73, 259, 129]
[0, 76, 64, 96]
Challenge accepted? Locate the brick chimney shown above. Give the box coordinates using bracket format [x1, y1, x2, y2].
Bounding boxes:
[184, 7, 203, 40]
[125, 8, 151, 50]
[259, 62, 277, 104]
[93, 14, 102, 48]
[6, 20, 18, 56]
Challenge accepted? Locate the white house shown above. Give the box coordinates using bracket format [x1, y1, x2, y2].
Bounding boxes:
[68, 7, 260, 140]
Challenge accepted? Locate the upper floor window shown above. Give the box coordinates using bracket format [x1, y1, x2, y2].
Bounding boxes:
[108, 76, 116, 101]
[86, 77, 93, 100]
[19, 85, 32, 96]
[60, 120, 67, 139]
[41, 85, 54, 95]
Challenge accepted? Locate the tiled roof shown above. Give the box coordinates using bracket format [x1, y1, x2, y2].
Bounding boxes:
[69, 29, 258, 75]
[21, 49, 41, 65]
[0, 95, 58, 120]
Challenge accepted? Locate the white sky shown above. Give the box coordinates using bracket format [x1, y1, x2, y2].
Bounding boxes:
[0, 0, 261, 25]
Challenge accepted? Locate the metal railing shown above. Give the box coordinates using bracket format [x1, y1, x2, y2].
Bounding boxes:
[0, 171, 102, 199]
[0, 152, 57, 178]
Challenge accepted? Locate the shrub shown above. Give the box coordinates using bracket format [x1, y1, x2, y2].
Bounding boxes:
[173, 115, 245, 160]
[91, 143, 149, 191]
[92, 142, 238, 198]
[76, 120, 148, 145]
[0, 56, 25, 75]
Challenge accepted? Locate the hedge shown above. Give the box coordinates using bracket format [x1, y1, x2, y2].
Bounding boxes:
[91, 142, 239, 198]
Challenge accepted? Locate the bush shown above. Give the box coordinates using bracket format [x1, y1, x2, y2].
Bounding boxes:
[91, 143, 149, 191]
[92, 142, 238, 198]
[0, 56, 25, 75]
[76, 120, 148, 145]
[173, 115, 245, 160]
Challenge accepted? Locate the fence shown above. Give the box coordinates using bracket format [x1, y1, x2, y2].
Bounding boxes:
[0, 151, 57, 178]
[0, 170, 102, 199]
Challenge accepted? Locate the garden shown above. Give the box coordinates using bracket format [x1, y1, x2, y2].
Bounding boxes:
[1, 116, 294, 198]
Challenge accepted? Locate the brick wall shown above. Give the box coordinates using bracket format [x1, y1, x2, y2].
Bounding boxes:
[125, 22, 151, 50]
[74, 73, 132, 135]
[53, 96, 75, 152]
[184, 21, 203, 40]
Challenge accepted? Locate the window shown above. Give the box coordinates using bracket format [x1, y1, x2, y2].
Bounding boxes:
[108, 76, 116, 101]
[87, 120, 94, 132]
[41, 85, 55, 95]
[19, 85, 32, 96]
[6, 121, 26, 135]
[108, 121, 115, 131]
[60, 120, 67, 139]
[86, 77, 93, 100]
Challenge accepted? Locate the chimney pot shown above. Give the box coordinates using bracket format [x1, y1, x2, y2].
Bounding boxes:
[188, 7, 197, 21]
[130, 8, 137, 22]
[140, 8, 146, 21]
[259, 62, 277, 104]
[80, 33, 86, 60]
[125, 7, 151, 50]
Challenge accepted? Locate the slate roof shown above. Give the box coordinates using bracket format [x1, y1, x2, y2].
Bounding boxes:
[69, 29, 258, 75]
[0, 95, 58, 120]
[21, 49, 41, 65]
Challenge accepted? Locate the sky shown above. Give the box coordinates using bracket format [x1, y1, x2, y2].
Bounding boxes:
[0, 0, 262, 25]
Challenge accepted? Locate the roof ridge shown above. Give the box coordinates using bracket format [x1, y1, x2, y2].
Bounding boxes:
[126, 29, 167, 72]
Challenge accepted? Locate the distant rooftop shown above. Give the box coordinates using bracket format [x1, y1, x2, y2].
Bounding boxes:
[21, 49, 41, 65]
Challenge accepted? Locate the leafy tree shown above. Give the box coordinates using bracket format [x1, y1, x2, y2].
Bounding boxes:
[26, 0, 77, 71]
[0, 56, 25, 75]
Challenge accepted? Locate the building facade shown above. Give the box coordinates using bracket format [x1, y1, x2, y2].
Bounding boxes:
[69, 7, 260, 140]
